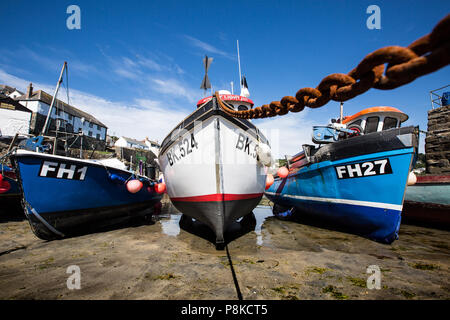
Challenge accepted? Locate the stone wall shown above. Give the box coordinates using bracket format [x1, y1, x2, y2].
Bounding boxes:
[425, 104, 450, 174]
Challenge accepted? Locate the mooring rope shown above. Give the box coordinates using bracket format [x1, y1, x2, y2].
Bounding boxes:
[216, 14, 450, 119]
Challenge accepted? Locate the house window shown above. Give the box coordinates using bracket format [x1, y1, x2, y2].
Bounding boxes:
[89, 122, 93, 128]
[55, 109, 61, 116]
[365, 116, 379, 134]
[88, 131, 93, 137]
[97, 124, 101, 130]
[96, 133, 100, 139]
[68, 114, 73, 120]
[383, 117, 398, 130]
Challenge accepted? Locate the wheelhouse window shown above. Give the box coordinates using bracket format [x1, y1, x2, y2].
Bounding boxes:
[347, 119, 362, 128]
[382, 117, 398, 130]
[365, 116, 379, 134]
[238, 105, 248, 111]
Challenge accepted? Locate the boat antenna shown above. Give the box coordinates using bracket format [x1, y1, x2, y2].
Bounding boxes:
[42, 61, 67, 136]
[230, 81, 234, 94]
[237, 40, 242, 94]
[200, 55, 213, 97]
[340, 102, 344, 123]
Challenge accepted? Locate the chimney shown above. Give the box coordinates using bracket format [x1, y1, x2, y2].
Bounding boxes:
[26, 83, 33, 99]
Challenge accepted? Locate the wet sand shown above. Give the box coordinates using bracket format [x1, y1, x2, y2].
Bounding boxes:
[0, 197, 449, 300]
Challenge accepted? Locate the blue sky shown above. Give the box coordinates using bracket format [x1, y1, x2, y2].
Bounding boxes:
[1, 0, 449, 156]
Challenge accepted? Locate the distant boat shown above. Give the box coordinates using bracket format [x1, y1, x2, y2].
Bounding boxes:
[403, 175, 450, 227]
[402, 86, 450, 228]
[265, 106, 418, 244]
[158, 91, 271, 248]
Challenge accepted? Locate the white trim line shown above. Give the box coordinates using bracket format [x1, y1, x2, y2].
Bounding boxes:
[265, 192, 403, 211]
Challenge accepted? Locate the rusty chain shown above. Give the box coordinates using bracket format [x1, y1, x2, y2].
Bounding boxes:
[216, 14, 450, 119]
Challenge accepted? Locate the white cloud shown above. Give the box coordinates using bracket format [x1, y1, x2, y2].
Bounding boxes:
[255, 111, 320, 159]
[0, 69, 188, 144]
[183, 35, 234, 60]
[151, 78, 199, 103]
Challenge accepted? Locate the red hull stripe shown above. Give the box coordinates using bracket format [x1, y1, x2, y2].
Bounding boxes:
[171, 193, 263, 202]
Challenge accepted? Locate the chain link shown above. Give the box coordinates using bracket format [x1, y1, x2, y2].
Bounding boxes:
[217, 14, 450, 119]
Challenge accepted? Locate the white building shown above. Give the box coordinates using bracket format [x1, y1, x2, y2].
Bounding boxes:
[15, 83, 107, 140]
[0, 93, 32, 137]
[115, 136, 149, 150]
[115, 136, 161, 155]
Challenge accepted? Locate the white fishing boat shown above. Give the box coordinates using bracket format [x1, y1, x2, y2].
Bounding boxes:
[158, 53, 272, 248]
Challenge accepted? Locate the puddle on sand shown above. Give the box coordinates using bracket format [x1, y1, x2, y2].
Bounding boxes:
[155, 203, 274, 246]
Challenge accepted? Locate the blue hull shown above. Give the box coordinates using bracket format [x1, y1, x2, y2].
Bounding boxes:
[12, 151, 162, 239]
[265, 148, 415, 244]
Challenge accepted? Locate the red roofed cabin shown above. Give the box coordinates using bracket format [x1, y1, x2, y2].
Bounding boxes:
[196, 90, 254, 110]
[340, 106, 409, 134]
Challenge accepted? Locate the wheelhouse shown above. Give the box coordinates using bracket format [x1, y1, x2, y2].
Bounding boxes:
[341, 106, 409, 134]
[196, 90, 254, 110]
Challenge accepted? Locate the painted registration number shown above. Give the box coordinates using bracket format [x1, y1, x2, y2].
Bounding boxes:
[335, 158, 393, 179]
[166, 133, 199, 166]
[39, 161, 88, 180]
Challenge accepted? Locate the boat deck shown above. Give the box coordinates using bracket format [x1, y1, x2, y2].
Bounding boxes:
[0, 196, 449, 300]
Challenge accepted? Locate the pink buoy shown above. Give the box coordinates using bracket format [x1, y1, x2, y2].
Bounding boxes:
[155, 182, 166, 194]
[277, 167, 289, 178]
[265, 174, 274, 190]
[126, 179, 143, 193]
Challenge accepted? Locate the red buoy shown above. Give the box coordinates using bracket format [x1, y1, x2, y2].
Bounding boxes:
[126, 179, 143, 193]
[155, 182, 166, 194]
[0, 174, 11, 194]
[277, 167, 289, 178]
[265, 174, 274, 190]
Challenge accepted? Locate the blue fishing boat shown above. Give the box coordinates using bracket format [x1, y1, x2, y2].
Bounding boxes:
[5, 62, 164, 239]
[11, 149, 164, 240]
[265, 106, 418, 244]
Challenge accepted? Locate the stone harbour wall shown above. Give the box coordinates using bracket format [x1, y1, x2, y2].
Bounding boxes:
[425, 104, 450, 174]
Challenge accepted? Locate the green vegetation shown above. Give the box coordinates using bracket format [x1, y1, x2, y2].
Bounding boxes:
[322, 285, 348, 300]
[145, 272, 178, 280]
[409, 263, 440, 271]
[306, 266, 328, 275]
[347, 277, 367, 288]
[401, 290, 416, 299]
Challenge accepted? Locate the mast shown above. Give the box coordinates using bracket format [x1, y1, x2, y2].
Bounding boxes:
[42, 62, 67, 136]
[237, 40, 242, 94]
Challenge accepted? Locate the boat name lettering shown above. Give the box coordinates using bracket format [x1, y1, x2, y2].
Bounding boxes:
[236, 133, 257, 159]
[167, 133, 199, 166]
[39, 161, 88, 180]
[335, 158, 392, 179]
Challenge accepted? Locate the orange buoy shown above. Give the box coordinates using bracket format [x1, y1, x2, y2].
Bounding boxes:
[155, 182, 166, 194]
[277, 167, 289, 178]
[126, 179, 143, 193]
[265, 174, 274, 190]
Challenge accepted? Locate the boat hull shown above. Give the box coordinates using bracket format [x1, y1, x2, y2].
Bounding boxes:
[12, 150, 162, 239]
[403, 175, 450, 228]
[266, 127, 418, 244]
[159, 98, 267, 245]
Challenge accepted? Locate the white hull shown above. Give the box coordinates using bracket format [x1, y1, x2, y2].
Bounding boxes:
[159, 100, 268, 244]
